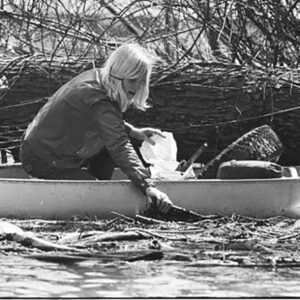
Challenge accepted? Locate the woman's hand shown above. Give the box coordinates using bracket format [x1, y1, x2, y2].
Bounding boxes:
[145, 187, 173, 213]
[130, 127, 165, 145]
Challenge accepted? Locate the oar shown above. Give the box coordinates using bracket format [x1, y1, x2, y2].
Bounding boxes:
[169, 204, 203, 220]
[176, 142, 208, 172]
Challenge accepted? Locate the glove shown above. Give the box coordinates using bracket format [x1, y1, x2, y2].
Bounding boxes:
[145, 187, 173, 213]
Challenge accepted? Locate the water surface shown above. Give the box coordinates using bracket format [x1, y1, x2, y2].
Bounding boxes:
[1, 255, 299, 298]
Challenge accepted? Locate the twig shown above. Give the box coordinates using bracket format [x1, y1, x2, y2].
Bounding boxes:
[135, 214, 166, 225]
[104, 217, 120, 228]
[151, 228, 206, 235]
[74, 231, 145, 244]
[110, 211, 135, 223]
[278, 232, 300, 241]
[189, 260, 300, 268]
[125, 227, 188, 241]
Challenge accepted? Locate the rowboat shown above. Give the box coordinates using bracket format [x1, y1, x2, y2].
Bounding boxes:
[0, 163, 300, 219]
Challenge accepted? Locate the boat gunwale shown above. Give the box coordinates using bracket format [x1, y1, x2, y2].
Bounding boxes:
[0, 177, 299, 184]
[0, 163, 299, 184]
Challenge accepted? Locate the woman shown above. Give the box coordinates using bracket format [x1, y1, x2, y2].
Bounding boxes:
[20, 43, 173, 213]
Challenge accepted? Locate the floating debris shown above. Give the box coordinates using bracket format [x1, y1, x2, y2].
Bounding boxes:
[0, 214, 300, 268]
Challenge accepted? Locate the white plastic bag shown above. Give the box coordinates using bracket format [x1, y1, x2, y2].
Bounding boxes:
[140, 131, 195, 180]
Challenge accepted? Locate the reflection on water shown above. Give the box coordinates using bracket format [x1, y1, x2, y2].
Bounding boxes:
[1, 255, 300, 298]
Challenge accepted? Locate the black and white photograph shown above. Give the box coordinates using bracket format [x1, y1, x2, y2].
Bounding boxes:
[0, 0, 299, 298]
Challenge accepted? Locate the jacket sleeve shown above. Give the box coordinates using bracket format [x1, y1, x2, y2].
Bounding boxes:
[90, 100, 155, 193]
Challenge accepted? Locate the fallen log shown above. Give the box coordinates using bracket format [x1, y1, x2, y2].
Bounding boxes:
[0, 55, 299, 164]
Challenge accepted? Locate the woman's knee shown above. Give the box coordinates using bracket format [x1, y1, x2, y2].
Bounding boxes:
[55, 169, 96, 180]
[88, 148, 114, 180]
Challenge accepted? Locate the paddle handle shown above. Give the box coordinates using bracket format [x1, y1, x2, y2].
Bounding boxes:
[149, 197, 202, 220]
[176, 142, 208, 172]
[170, 204, 202, 219]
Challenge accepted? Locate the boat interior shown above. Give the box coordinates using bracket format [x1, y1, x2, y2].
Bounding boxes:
[0, 163, 129, 180]
[0, 163, 299, 180]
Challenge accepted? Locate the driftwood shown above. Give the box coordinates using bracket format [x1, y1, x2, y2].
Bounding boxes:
[2, 215, 300, 269]
[25, 251, 165, 264]
[0, 221, 80, 252]
[0, 55, 300, 164]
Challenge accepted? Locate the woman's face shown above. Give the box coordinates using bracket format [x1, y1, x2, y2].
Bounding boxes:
[122, 77, 144, 100]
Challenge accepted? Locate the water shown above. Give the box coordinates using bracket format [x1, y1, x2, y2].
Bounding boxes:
[1, 255, 300, 298]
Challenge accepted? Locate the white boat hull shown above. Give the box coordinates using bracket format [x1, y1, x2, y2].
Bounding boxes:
[0, 164, 299, 219]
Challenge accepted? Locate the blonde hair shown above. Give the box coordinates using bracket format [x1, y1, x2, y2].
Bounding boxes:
[100, 43, 156, 112]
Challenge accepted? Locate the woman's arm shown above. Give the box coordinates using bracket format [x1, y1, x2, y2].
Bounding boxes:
[124, 121, 165, 145]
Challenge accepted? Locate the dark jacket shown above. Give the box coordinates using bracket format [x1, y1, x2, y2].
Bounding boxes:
[23, 68, 154, 193]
